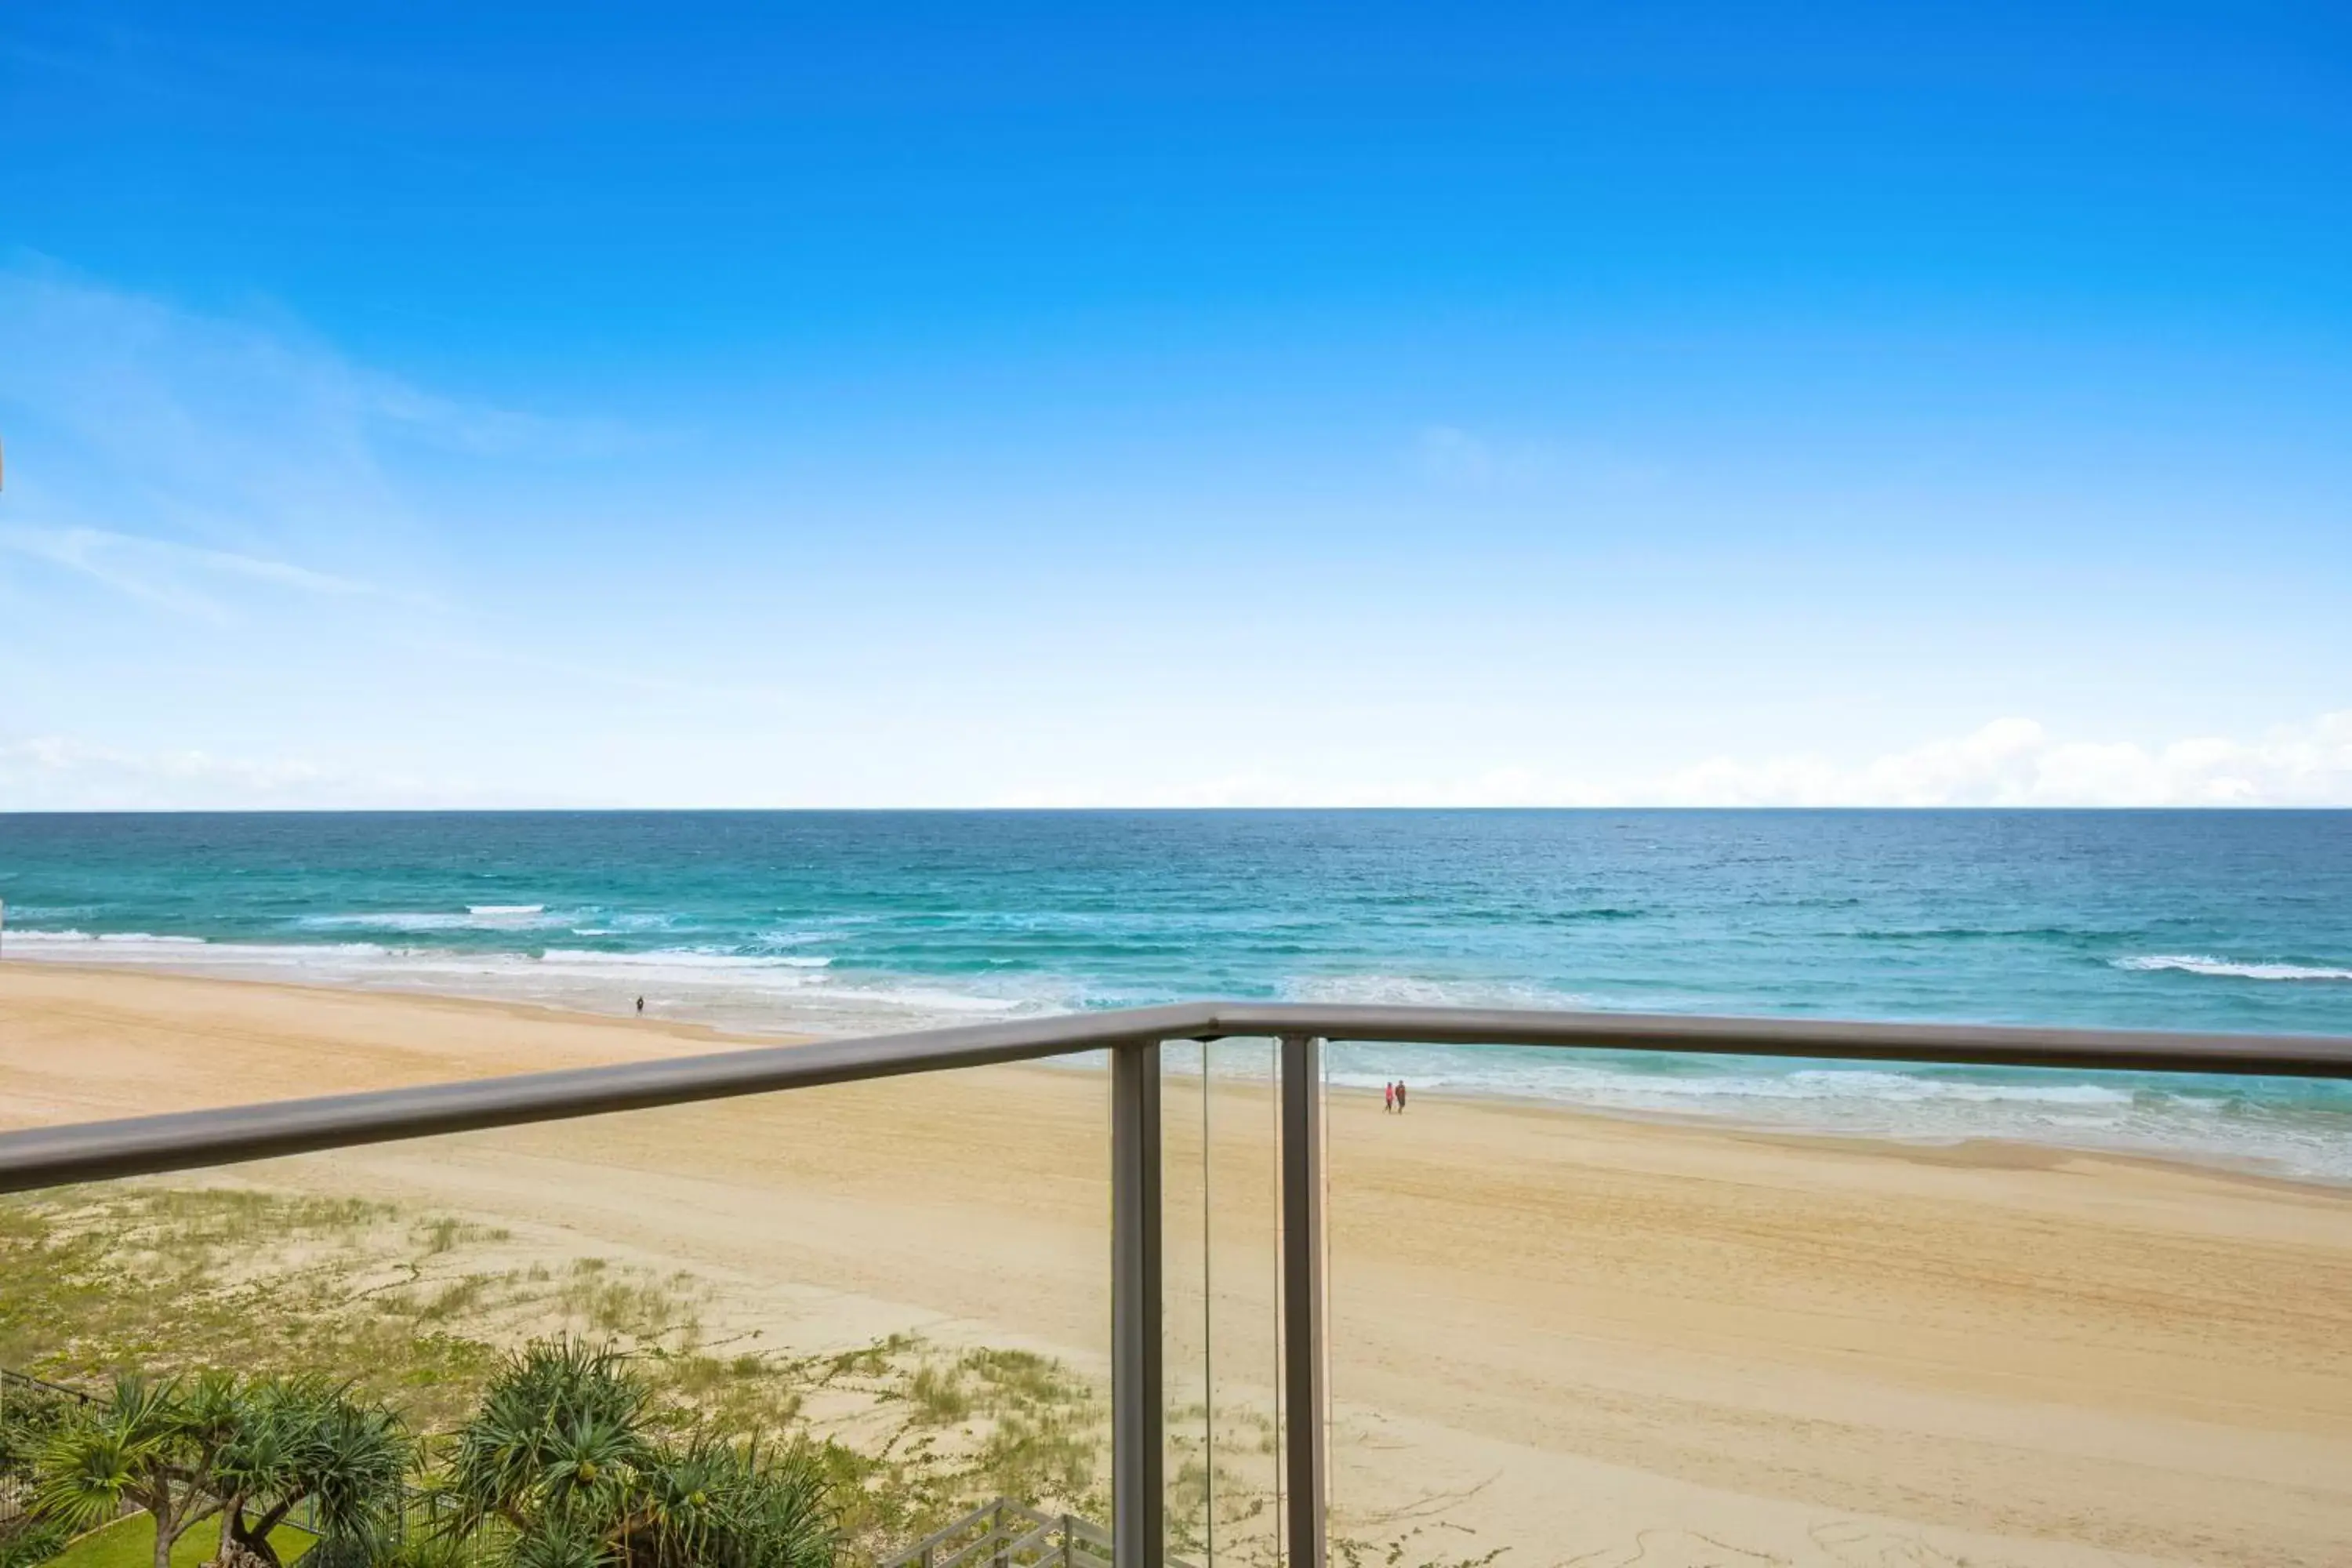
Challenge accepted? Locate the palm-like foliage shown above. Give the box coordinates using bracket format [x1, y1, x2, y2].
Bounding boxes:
[444, 1339, 833, 1568]
[645, 1435, 831, 1568]
[31, 1373, 407, 1568]
[217, 1379, 411, 1564]
[31, 1417, 151, 1537]
[34, 1374, 201, 1568]
[444, 1338, 649, 1543]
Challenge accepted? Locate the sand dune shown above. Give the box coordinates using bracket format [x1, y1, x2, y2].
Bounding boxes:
[5, 963, 2350, 1566]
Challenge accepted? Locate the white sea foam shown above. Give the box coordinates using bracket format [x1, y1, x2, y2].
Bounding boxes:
[1, 925, 1014, 1041]
[11, 925, 2348, 1181]
[301, 909, 573, 933]
[1287, 973, 1597, 1009]
[538, 948, 831, 971]
[2115, 954, 2352, 982]
[8, 929, 207, 948]
[1323, 1045, 2352, 1181]
[822, 983, 1024, 1014]
[7, 930, 391, 962]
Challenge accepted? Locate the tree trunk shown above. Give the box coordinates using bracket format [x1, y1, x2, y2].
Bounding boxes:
[158, 1495, 225, 1568]
[226, 1504, 285, 1568]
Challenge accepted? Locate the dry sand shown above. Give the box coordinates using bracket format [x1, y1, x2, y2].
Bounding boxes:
[5, 962, 2352, 1566]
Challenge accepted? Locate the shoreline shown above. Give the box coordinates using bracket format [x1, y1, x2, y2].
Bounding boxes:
[5, 954, 2348, 1195]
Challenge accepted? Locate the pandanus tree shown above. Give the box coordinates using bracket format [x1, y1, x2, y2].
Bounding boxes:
[212, 1379, 410, 1565]
[441, 1338, 833, 1568]
[35, 1374, 227, 1568]
[34, 1372, 407, 1568]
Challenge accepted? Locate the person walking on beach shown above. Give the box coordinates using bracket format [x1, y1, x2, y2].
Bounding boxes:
[1384, 1080, 1396, 1114]
[634, 995, 644, 1014]
[1395, 1080, 1407, 1114]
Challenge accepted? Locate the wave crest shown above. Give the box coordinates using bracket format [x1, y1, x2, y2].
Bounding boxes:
[537, 948, 831, 971]
[2114, 954, 2352, 982]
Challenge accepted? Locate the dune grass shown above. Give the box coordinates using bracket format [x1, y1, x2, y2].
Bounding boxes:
[0, 1186, 1115, 1563]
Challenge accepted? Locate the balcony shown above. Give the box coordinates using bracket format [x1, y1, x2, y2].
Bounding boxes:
[4, 1004, 2350, 1567]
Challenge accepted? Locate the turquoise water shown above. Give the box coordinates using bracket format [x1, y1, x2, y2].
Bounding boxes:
[4, 811, 2350, 1175]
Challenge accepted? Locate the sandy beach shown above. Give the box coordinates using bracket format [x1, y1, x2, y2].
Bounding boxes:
[5, 962, 2351, 1566]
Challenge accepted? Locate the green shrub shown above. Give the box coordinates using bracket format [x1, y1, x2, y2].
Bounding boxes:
[441, 1338, 834, 1568]
[0, 1519, 71, 1568]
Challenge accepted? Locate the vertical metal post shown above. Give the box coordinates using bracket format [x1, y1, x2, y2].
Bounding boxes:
[1278, 1034, 1327, 1568]
[1112, 1039, 1164, 1568]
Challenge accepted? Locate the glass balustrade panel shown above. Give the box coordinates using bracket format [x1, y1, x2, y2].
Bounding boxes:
[1161, 1038, 1285, 1568]
[1318, 1040, 2352, 1568]
[0, 1055, 1112, 1568]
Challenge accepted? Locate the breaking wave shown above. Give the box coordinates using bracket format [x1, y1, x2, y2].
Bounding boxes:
[2115, 955, 2352, 982]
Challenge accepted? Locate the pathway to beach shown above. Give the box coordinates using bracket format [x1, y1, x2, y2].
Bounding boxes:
[5, 963, 2352, 1566]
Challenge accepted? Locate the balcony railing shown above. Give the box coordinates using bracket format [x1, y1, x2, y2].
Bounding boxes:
[3, 1001, 2350, 1567]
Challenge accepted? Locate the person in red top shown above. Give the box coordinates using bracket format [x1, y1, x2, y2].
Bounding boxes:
[1384, 1080, 1396, 1114]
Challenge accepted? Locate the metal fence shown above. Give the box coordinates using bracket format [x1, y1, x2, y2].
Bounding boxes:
[1, 1370, 109, 1542]
[1, 1367, 96, 1528]
[3, 1000, 2349, 1568]
[880, 1497, 1185, 1568]
[0, 1370, 93, 1410]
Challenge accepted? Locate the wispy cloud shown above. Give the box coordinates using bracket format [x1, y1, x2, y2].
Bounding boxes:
[0, 259, 636, 573]
[1414, 425, 1534, 488]
[1411, 424, 1663, 495]
[361, 380, 643, 460]
[0, 524, 379, 622]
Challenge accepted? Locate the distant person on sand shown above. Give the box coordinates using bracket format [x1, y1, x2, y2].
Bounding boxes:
[1384, 1080, 1396, 1114]
[1396, 1080, 1407, 1113]
[634, 996, 644, 1014]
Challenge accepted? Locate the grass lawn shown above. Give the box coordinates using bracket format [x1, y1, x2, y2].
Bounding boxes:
[51, 1515, 314, 1568]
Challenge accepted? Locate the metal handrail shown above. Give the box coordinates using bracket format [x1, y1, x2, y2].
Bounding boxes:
[3, 1001, 2348, 1193]
[5, 999, 2350, 1568]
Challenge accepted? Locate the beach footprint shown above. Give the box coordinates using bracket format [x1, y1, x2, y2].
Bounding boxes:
[1809, 1518, 2024, 1566]
[1557, 1528, 1790, 1567]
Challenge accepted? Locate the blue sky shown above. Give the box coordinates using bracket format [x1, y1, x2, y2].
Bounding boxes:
[2, 1, 2348, 807]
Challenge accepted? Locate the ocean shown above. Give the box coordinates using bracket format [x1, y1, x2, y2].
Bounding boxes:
[4, 810, 2350, 1178]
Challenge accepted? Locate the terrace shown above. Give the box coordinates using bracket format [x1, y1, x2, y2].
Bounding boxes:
[5, 1001, 2351, 1567]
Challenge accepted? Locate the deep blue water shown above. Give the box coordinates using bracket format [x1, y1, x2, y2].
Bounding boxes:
[5, 811, 2350, 1175]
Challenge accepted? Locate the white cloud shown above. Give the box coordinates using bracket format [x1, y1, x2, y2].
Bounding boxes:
[997, 713, 2352, 810]
[0, 733, 561, 812]
[1657, 713, 2352, 807]
[0, 734, 342, 811]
